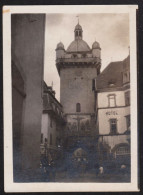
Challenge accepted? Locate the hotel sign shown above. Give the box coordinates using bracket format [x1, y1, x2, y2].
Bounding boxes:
[106, 111, 118, 115]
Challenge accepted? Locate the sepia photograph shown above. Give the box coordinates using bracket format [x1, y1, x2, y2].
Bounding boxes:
[3, 5, 138, 192]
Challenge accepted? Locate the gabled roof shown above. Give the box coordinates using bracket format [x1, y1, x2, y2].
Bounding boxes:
[43, 81, 62, 108]
[96, 55, 130, 90]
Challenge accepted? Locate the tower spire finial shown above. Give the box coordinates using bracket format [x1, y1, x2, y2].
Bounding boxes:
[76, 15, 79, 24]
[128, 46, 130, 55]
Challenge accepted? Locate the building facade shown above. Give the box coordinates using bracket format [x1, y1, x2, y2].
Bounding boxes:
[54, 22, 103, 168]
[11, 14, 45, 181]
[41, 82, 65, 161]
[54, 21, 131, 172]
[56, 22, 101, 139]
[96, 56, 130, 166]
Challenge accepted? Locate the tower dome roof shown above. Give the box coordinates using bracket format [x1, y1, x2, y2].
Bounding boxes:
[67, 39, 90, 53]
[92, 41, 100, 49]
[74, 23, 82, 31]
[56, 42, 64, 49]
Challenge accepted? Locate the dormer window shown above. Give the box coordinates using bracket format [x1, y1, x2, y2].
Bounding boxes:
[108, 79, 116, 87]
[123, 71, 130, 84]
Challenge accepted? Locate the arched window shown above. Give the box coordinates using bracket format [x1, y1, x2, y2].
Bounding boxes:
[73, 54, 77, 58]
[82, 53, 86, 58]
[76, 103, 81, 112]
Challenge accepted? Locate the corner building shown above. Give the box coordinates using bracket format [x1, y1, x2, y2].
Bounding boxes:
[96, 56, 130, 168]
[56, 23, 101, 139]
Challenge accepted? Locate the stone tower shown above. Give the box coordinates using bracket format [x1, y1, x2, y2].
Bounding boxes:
[56, 22, 101, 137]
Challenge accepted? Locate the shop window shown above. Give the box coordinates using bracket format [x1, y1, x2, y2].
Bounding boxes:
[50, 133, 52, 145]
[76, 103, 81, 112]
[110, 118, 117, 134]
[115, 145, 130, 156]
[125, 91, 130, 106]
[108, 94, 116, 107]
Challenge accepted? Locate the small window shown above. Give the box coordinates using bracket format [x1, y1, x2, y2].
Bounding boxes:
[50, 116, 53, 128]
[82, 53, 86, 58]
[73, 54, 77, 58]
[75, 31, 78, 36]
[45, 138, 47, 143]
[108, 94, 116, 107]
[50, 133, 52, 145]
[125, 115, 130, 130]
[41, 133, 43, 144]
[76, 103, 81, 112]
[79, 31, 82, 37]
[123, 71, 130, 83]
[92, 79, 95, 91]
[125, 91, 130, 106]
[110, 119, 117, 134]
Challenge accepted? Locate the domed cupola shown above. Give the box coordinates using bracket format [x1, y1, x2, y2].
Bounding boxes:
[56, 42, 65, 59]
[74, 23, 83, 40]
[67, 22, 90, 53]
[75, 23, 82, 30]
[56, 42, 65, 50]
[92, 41, 101, 49]
[92, 39, 101, 58]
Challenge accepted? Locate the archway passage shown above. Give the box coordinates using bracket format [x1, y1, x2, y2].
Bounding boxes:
[72, 148, 87, 164]
[72, 148, 88, 175]
[12, 62, 26, 174]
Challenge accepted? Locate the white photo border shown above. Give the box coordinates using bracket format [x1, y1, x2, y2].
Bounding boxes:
[3, 5, 139, 192]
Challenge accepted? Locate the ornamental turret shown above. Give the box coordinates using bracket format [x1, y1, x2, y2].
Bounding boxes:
[92, 40, 101, 58]
[56, 42, 65, 59]
[74, 23, 83, 40]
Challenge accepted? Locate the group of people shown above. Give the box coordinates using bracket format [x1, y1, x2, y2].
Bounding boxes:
[40, 153, 128, 181]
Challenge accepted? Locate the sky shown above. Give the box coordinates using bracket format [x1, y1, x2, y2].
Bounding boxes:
[44, 13, 129, 101]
